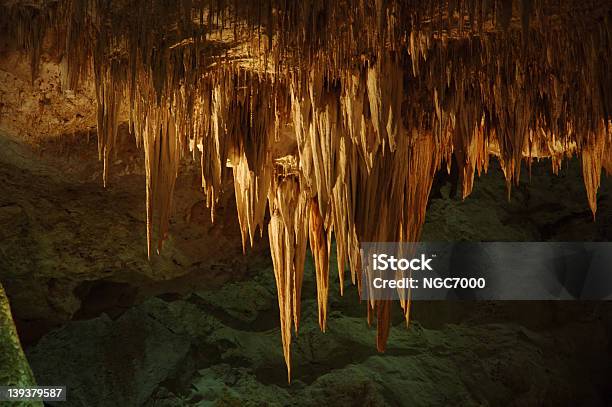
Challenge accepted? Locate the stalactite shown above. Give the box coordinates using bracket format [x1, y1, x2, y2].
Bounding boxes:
[309, 199, 329, 332]
[94, 62, 122, 188]
[267, 175, 309, 380]
[582, 121, 610, 217]
[375, 300, 391, 353]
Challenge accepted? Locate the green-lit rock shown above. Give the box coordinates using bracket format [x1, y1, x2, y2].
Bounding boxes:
[0, 282, 42, 407]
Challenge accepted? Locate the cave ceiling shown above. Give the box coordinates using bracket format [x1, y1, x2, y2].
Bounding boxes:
[1, 0, 611, 379]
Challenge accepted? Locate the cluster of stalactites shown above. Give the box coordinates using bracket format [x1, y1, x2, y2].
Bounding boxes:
[2, 0, 612, 379]
[285, 58, 447, 367]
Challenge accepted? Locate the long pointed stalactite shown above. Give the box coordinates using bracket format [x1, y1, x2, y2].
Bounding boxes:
[268, 174, 309, 381]
[2, 0, 611, 378]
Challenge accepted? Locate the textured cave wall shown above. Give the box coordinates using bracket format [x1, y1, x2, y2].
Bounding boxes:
[424, 157, 612, 241]
[0, 41, 98, 144]
[0, 131, 270, 344]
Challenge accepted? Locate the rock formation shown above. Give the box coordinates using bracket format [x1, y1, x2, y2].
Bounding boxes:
[1, 0, 611, 377]
[0, 282, 41, 407]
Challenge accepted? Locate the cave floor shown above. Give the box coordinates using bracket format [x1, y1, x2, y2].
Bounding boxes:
[24, 261, 612, 406]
